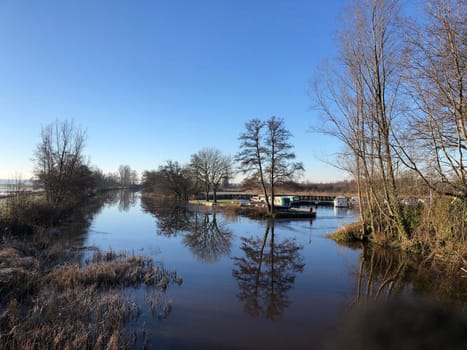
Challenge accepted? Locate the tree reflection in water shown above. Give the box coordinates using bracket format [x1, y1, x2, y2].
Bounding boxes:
[350, 244, 467, 309]
[232, 220, 305, 319]
[332, 245, 467, 350]
[117, 189, 137, 212]
[141, 197, 234, 262]
[102, 189, 138, 212]
[141, 197, 193, 237]
[352, 245, 408, 305]
[183, 210, 233, 263]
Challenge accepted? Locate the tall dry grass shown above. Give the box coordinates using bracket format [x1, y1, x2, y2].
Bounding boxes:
[0, 241, 181, 350]
[412, 198, 467, 265]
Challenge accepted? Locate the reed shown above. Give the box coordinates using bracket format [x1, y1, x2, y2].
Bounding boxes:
[327, 222, 365, 243]
[0, 241, 180, 350]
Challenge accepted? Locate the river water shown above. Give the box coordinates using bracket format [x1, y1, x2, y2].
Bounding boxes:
[80, 191, 466, 349]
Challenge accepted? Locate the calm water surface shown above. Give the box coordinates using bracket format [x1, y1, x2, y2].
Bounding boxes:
[82, 192, 466, 349]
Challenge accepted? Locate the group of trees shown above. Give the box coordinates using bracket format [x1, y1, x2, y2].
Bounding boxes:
[142, 149, 233, 202]
[142, 161, 194, 202]
[33, 120, 139, 207]
[313, 0, 465, 247]
[142, 116, 303, 215]
[118, 165, 138, 187]
[34, 120, 95, 206]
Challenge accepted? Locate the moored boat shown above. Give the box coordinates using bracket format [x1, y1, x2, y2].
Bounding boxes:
[333, 196, 348, 208]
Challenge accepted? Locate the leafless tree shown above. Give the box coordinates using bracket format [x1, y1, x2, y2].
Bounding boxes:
[118, 165, 132, 187]
[236, 117, 304, 214]
[34, 120, 92, 206]
[312, 0, 410, 240]
[397, 0, 466, 200]
[190, 148, 232, 203]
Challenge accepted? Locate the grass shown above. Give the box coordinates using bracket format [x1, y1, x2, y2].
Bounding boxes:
[0, 239, 181, 350]
[327, 222, 365, 243]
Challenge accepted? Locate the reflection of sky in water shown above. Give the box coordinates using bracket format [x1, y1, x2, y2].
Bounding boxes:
[84, 197, 364, 349]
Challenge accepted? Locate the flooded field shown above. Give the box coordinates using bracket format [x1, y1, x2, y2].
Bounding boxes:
[73, 191, 466, 349]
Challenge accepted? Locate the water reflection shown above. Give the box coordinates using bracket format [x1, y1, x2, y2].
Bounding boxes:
[183, 210, 233, 263]
[141, 197, 234, 262]
[350, 245, 467, 309]
[97, 189, 138, 212]
[141, 196, 192, 236]
[117, 189, 137, 211]
[232, 220, 305, 319]
[352, 245, 408, 305]
[333, 207, 349, 216]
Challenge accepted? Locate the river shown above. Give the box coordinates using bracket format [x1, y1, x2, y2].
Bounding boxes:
[79, 191, 466, 349]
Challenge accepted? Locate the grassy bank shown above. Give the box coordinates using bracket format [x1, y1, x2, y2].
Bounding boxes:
[327, 222, 366, 243]
[0, 239, 181, 349]
[328, 199, 467, 269]
[0, 192, 181, 349]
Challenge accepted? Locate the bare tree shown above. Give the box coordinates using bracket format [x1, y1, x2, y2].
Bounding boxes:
[236, 117, 303, 214]
[34, 120, 92, 206]
[118, 165, 132, 187]
[312, 0, 410, 241]
[397, 0, 466, 200]
[190, 148, 232, 203]
[130, 170, 138, 186]
[264, 117, 305, 212]
[236, 119, 270, 208]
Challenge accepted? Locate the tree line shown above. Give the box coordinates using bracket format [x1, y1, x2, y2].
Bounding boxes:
[142, 116, 303, 214]
[2, 114, 302, 220]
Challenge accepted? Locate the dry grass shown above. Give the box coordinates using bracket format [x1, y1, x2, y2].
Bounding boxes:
[411, 198, 467, 265]
[327, 222, 366, 243]
[0, 241, 181, 350]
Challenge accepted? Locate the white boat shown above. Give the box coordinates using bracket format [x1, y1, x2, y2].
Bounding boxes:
[333, 196, 348, 208]
[349, 196, 359, 207]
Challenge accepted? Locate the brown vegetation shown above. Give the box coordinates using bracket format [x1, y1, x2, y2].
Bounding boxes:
[0, 191, 181, 350]
[0, 240, 180, 350]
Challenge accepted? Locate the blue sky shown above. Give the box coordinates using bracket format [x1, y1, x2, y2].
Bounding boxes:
[0, 0, 349, 182]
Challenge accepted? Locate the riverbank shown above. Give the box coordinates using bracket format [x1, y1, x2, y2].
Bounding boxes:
[0, 238, 180, 349]
[0, 192, 181, 349]
[3, 191, 466, 348]
[328, 219, 467, 272]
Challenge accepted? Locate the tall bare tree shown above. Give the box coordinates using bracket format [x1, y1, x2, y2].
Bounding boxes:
[313, 0, 410, 241]
[118, 165, 132, 187]
[34, 120, 92, 206]
[190, 148, 232, 203]
[236, 117, 303, 214]
[397, 0, 466, 200]
[236, 119, 270, 207]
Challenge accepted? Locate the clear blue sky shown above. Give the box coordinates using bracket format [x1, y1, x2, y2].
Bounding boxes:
[0, 0, 350, 182]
